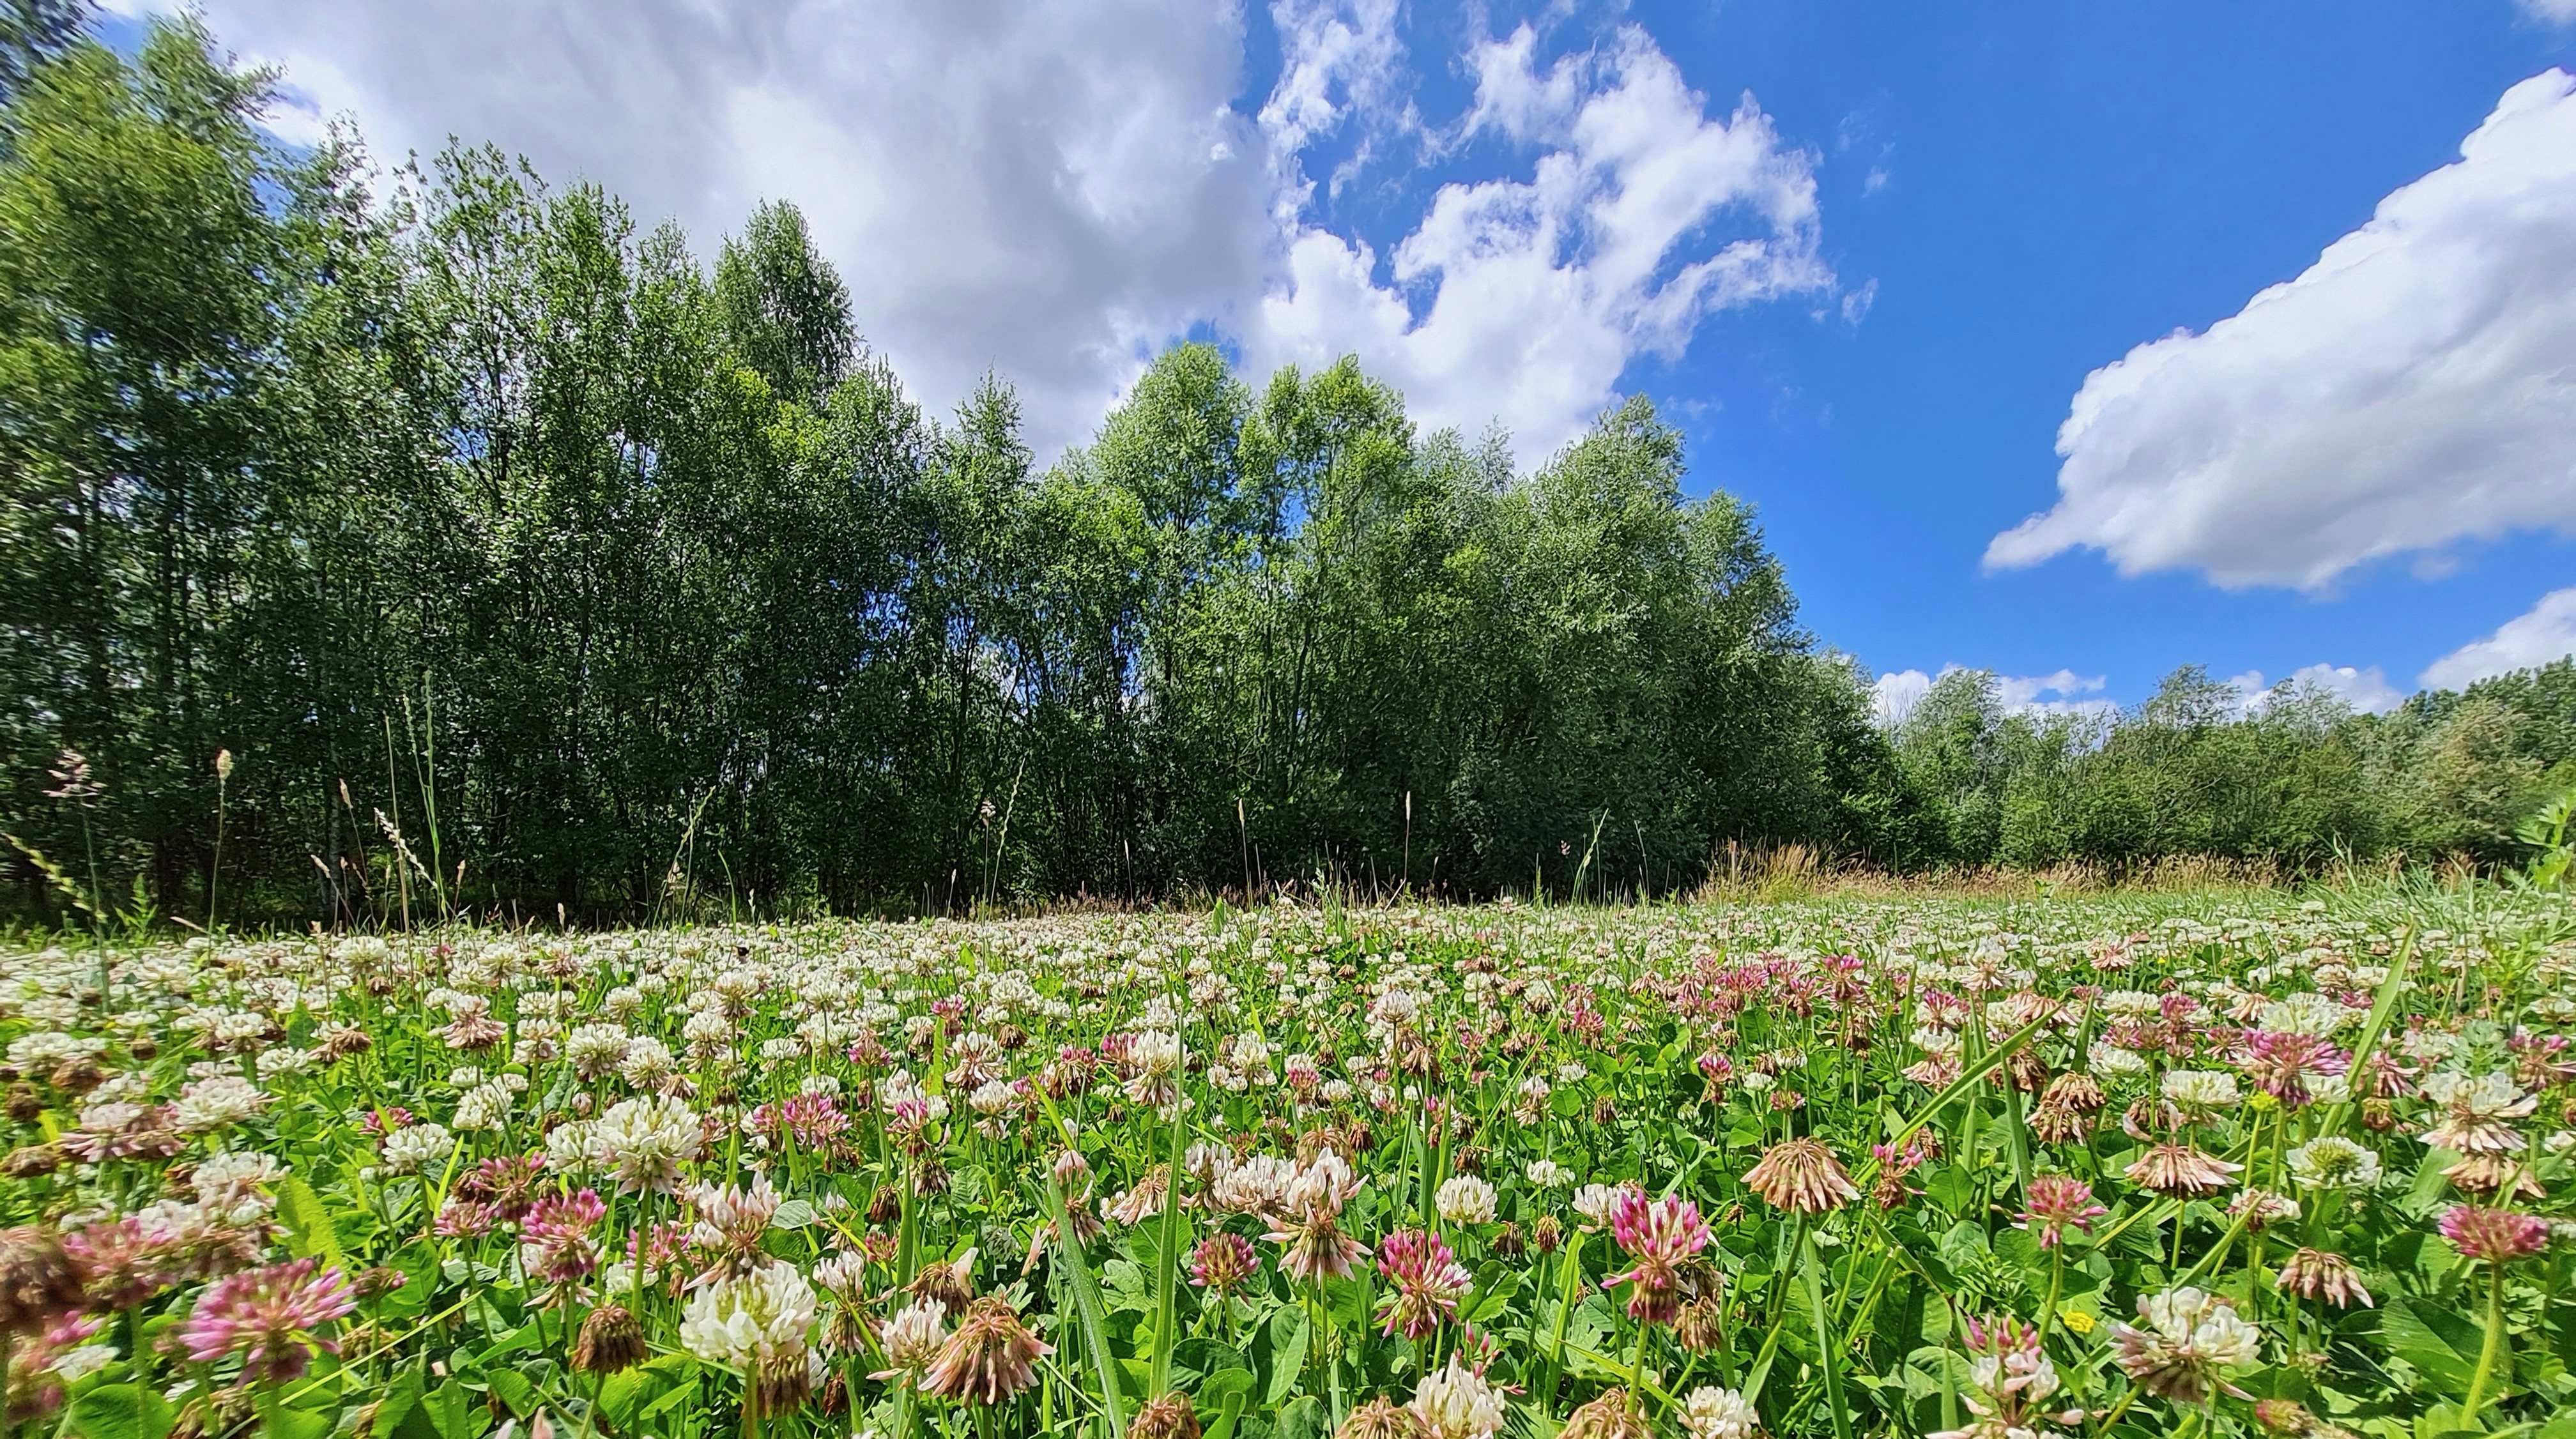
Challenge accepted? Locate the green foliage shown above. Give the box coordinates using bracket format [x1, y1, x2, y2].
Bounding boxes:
[0, 17, 2568, 921]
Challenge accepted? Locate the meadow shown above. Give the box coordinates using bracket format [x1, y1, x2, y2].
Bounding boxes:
[2, 884, 2572, 1439]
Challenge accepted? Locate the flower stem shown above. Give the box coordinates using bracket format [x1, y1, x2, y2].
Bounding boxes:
[2462, 1260, 2508, 1420]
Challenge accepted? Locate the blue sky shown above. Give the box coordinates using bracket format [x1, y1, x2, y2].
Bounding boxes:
[116, 0, 2576, 716]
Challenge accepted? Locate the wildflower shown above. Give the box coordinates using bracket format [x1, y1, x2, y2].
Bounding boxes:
[63, 1218, 165, 1310]
[1524, 1159, 1572, 1189]
[179, 1258, 358, 1382]
[1742, 1138, 1859, 1215]
[2437, 1205, 2550, 1263]
[2441, 1152, 2543, 1199]
[678, 1259, 819, 1415]
[2124, 1143, 2241, 1198]
[1340, 1396, 1427, 1439]
[572, 1304, 650, 1374]
[2285, 1137, 2380, 1192]
[2419, 1072, 2536, 1155]
[381, 1122, 456, 1175]
[1605, 1191, 1712, 1325]
[1375, 1229, 1472, 1338]
[1572, 1183, 1627, 1227]
[591, 1095, 703, 1193]
[1559, 1389, 1653, 1439]
[0, 1228, 82, 1334]
[1408, 1356, 1506, 1439]
[1679, 1390, 1761, 1439]
[872, 1299, 949, 1385]
[2239, 1031, 2348, 1108]
[2161, 1070, 2241, 1110]
[2276, 1249, 2372, 1308]
[2111, 1287, 2259, 1403]
[1679, 1302, 1721, 1359]
[922, 1295, 1049, 1406]
[1133, 1390, 1202, 1439]
[1931, 1314, 2082, 1439]
[2015, 1175, 2107, 1249]
[1190, 1233, 1259, 1294]
[1435, 1175, 1497, 1225]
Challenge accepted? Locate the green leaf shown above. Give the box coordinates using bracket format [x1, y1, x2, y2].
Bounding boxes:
[275, 1175, 347, 1272]
[63, 1384, 176, 1439]
[2382, 1296, 2477, 1392]
[1274, 1396, 1330, 1439]
[484, 1367, 538, 1418]
[769, 1198, 820, 1229]
[425, 1376, 482, 1439]
[1197, 1367, 1255, 1410]
[1264, 1305, 1309, 1406]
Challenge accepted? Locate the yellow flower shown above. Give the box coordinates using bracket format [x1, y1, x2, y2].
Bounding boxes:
[2060, 1308, 2097, 1336]
[2245, 1090, 2282, 1113]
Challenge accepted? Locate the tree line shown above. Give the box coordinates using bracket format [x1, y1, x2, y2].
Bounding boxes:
[1, 17, 2568, 924]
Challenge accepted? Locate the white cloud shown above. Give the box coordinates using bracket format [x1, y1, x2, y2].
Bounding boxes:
[151, 1, 1836, 463]
[1986, 70, 2576, 591]
[1869, 665, 2115, 727]
[1247, 23, 1836, 464]
[2421, 586, 2576, 689]
[1869, 668, 1934, 727]
[2519, 0, 2576, 25]
[2228, 664, 2407, 715]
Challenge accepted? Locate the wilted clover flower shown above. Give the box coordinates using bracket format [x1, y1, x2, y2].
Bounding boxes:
[179, 1258, 357, 1382]
[2419, 1072, 2536, 1155]
[871, 1299, 949, 1385]
[2276, 1248, 2373, 1308]
[2111, 1287, 2260, 1404]
[923, 1296, 1049, 1406]
[2124, 1143, 2241, 1198]
[1742, 1139, 1859, 1215]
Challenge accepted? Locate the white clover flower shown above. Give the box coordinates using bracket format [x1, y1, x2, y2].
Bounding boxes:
[452, 1079, 516, 1132]
[2256, 992, 2350, 1037]
[382, 1122, 456, 1175]
[592, 1095, 703, 1193]
[680, 1258, 818, 1372]
[2089, 1044, 2149, 1078]
[1434, 1175, 1497, 1226]
[1682, 1385, 1758, 1439]
[1409, 1356, 1505, 1439]
[969, 1080, 1016, 1116]
[2285, 1137, 2382, 1191]
[2161, 1070, 2240, 1109]
[1572, 1184, 1623, 1228]
[171, 1075, 268, 1133]
[1524, 1159, 1573, 1189]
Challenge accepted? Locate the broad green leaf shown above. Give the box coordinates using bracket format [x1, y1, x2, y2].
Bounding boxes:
[275, 1175, 347, 1272]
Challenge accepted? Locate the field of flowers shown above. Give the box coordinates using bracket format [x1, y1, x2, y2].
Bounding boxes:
[2, 889, 2573, 1439]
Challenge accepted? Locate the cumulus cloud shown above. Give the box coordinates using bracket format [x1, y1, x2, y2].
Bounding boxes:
[149, 1, 1837, 462]
[1869, 666, 2115, 727]
[2421, 587, 2576, 689]
[1246, 21, 1837, 464]
[1986, 70, 2576, 591]
[2227, 665, 2406, 716]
